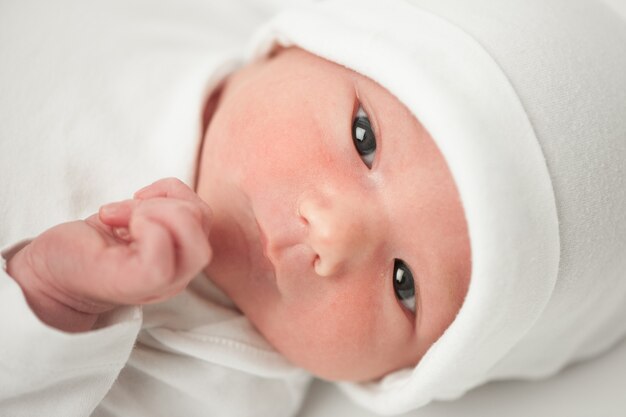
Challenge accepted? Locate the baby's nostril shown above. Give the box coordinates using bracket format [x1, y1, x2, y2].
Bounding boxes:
[314, 255, 327, 276]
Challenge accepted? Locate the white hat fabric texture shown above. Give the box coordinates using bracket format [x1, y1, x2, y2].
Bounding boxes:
[246, 0, 626, 414]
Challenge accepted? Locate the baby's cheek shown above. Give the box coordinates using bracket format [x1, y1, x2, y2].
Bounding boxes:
[286, 286, 385, 379]
[324, 286, 381, 345]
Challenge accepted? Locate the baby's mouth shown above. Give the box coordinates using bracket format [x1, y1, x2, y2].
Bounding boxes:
[250, 214, 278, 284]
[254, 218, 277, 269]
[256, 220, 271, 261]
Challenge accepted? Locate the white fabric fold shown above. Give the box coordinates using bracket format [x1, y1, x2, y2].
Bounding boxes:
[0, 249, 142, 417]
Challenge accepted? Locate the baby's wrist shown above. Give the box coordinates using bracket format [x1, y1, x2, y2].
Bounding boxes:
[6, 246, 100, 333]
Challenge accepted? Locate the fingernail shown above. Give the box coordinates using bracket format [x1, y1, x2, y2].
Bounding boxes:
[100, 201, 123, 216]
[134, 182, 154, 197]
[113, 226, 131, 241]
[134, 187, 148, 197]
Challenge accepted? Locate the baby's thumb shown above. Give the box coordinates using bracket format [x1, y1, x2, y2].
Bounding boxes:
[99, 199, 139, 228]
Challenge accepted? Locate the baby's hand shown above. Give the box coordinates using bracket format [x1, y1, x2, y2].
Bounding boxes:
[7, 178, 212, 332]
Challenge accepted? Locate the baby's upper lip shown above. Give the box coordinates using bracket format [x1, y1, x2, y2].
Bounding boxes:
[256, 221, 270, 257]
[255, 217, 277, 266]
[253, 210, 312, 277]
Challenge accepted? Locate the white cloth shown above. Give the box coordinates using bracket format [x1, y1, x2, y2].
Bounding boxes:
[246, 0, 626, 414]
[0, 1, 310, 416]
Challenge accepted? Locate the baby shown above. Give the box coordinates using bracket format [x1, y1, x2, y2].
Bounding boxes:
[7, 45, 471, 381]
[2, 0, 626, 416]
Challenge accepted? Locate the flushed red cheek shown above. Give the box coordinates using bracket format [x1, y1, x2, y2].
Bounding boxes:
[296, 288, 380, 350]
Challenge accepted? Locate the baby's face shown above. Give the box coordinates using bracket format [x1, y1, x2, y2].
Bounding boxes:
[196, 47, 471, 381]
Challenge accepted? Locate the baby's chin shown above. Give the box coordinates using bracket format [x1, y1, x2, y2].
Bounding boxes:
[254, 324, 416, 383]
[294, 353, 413, 383]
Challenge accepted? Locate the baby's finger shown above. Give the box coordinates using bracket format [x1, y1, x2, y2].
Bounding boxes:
[99, 199, 137, 228]
[97, 215, 176, 303]
[134, 177, 197, 200]
[133, 178, 212, 236]
[134, 199, 212, 283]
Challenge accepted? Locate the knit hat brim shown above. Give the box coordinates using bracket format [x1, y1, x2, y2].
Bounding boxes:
[246, 0, 560, 413]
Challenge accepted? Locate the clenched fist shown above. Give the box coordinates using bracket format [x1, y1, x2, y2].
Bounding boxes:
[7, 178, 213, 332]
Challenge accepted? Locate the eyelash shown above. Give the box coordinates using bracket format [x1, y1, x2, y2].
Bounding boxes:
[351, 103, 377, 169]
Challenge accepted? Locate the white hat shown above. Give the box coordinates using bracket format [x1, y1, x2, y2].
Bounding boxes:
[247, 0, 626, 413]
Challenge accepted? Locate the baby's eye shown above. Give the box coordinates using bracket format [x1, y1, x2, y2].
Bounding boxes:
[393, 259, 416, 313]
[352, 104, 376, 168]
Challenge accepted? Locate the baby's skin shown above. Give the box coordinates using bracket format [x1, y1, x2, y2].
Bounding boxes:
[7, 47, 471, 383]
[7, 178, 213, 332]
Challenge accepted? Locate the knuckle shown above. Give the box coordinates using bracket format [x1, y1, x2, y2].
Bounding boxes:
[199, 200, 213, 218]
[188, 203, 204, 220]
[177, 201, 203, 222]
[132, 243, 175, 287]
[130, 199, 149, 218]
[142, 262, 176, 288]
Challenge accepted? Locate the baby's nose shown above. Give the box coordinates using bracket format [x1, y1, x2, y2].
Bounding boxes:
[298, 190, 375, 277]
